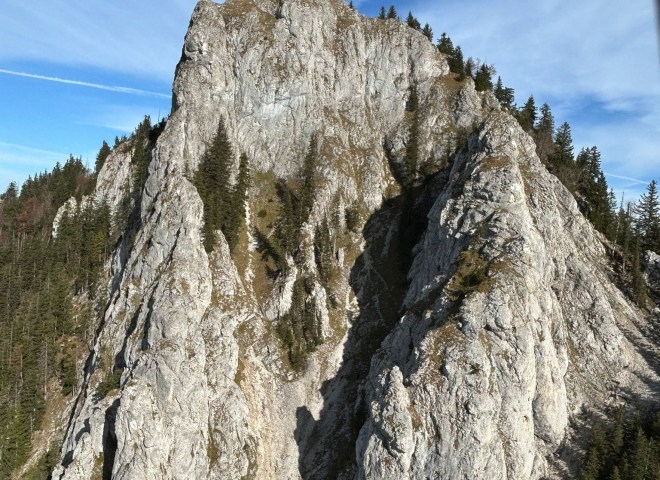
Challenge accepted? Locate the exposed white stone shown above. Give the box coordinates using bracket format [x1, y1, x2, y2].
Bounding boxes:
[52, 1, 658, 479]
[52, 146, 132, 237]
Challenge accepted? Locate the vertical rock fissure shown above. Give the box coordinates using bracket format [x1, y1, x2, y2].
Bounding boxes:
[101, 399, 120, 480]
[295, 171, 445, 478]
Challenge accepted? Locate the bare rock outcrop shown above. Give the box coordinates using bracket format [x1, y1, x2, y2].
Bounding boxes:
[52, 1, 658, 479]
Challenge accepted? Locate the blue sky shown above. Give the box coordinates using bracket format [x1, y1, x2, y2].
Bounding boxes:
[1, 0, 658, 201]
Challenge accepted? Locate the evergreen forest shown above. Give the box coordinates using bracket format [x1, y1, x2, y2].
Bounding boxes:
[0, 116, 164, 478]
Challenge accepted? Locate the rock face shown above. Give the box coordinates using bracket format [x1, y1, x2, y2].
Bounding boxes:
[646, 251, 660, 297]
[53, 0, 658, 479]
[52, 146, 133, 237]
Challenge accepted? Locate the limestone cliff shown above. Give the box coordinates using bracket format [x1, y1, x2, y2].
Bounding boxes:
[52, 0, 658, 479]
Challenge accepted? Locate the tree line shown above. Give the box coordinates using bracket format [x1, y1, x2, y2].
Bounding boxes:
[377, 5, 434, 42]
[500, 91, 657, 307]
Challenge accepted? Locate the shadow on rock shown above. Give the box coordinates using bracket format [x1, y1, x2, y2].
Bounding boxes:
[294, 171, 448, 479]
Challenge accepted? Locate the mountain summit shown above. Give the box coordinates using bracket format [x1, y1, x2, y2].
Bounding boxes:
[44, 0, 658, 478]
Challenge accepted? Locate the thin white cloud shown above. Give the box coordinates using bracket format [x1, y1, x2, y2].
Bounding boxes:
[604, 173, 650, 186]
[414, 0, 659, 106]
[0, 141, 67, 159]
[0, 142, 67, 189]
[0, 0, 197, 82]
[0, 68, 170, 99]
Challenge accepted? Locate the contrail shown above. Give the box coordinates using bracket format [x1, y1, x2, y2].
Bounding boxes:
[605, 172, 649, 186]
[0, 68, 170, 99]
[0, 141, 66, 158]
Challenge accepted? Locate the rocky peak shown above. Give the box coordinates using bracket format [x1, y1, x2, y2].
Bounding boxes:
[51, 1, 658, 479]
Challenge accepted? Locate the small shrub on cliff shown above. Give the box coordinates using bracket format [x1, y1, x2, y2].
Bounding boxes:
[447, 249, 492, 298]
[276, 277, 322, 371]
[97, 369, 123, 398]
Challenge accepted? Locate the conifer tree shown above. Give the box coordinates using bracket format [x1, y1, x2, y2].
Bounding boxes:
[628, 427, 651, 479]
[494, 77, 515, 110]
[631, 236, 647, 307]
[517, 95, 537, 131]
[194, 117, 234, 252]
[225, 153, 251, 252]
[552, 122, 574, 165]
[387, 5, 398, 19]
[576, 147, 612, 230]
[464, 57, 476, 79]
[234, 153, 250, 212]
[437, 33, 454, 56]
[537, 103, 555, 134]
[619, 201, 634, 269]
[636, 180, 659, 252]
[378, 6, 386, 19]
[95, 140, 111, 174]
[474, 64, 494, 91]
[276, 277, 320, 371]
[609, 466, 621, 480]
[406, 11, 414, 27]
[273, 136, 320, 261]
[222, 153, 250, 252]
[544, 121, 577, 190]
[274, 183, 299, 256]
[131, 116, 152, 198]
[422, 23, 433, 42]
[494, 76, 504, 97]
[606, 188, 618, 240]
[299, 136, 318, 226]
[314, 218, 333, 286]
[406, 11, 421, 30]
[449, 46, 465, 79]
[534, 103, 555, 166]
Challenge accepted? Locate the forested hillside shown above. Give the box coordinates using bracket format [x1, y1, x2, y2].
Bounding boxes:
[0, 156, 108, 477]
[0, 116, 162, 478]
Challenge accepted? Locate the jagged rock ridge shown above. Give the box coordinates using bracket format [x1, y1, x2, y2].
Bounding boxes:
[51, 0, 658, 479]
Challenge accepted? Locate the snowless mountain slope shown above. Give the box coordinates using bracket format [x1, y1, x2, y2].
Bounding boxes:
[52, 0, 658, 478]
